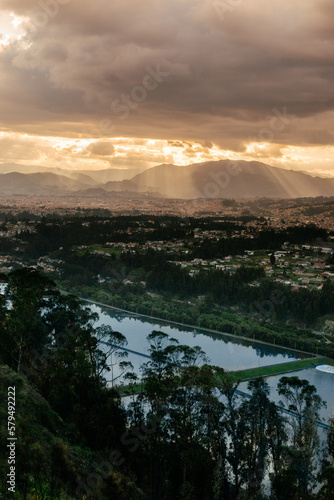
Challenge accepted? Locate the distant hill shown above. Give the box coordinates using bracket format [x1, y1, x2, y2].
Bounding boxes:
[0, 163, 53, 175]
[0, 160, 333, 198]
[83, 168, 145, 183]
[0, 163, 145, 186]
[101, 179, 158, 193]
[0, 171, 158, 198]
[130, 160, 334, 199]
[0, 172, 89, 195]
[72, 187, 161, 198]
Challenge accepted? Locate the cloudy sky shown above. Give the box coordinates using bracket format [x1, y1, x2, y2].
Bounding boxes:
[0, 0, 334, 175]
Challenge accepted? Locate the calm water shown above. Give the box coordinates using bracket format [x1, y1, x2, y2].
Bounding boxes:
[92, 305, 334, 418]
[90, 304, 301, 376]
[239, 368, 334, 423]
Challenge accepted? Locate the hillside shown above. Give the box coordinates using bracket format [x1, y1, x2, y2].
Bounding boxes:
[0, 163, 144, 185]
[0, 172, 89, 195]
[130, 160, 334, 199]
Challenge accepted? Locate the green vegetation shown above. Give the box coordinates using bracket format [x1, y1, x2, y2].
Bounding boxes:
[74, 243, 123, 258]
[63, 282, 334, 358]
[1, 211, 334, 498]
[119, 357, 333, 394]
[225, 357, 332, 383]
[0, 365, 77, 499]
[13, 214, 329, 357]
[1, 269, 334, 499]
[0, 269, 142, 499]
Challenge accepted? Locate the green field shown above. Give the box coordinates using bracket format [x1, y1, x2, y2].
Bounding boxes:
[224, 356, 334, 383]
[74, 243, 122, 257]
[118, 357, 334, 396]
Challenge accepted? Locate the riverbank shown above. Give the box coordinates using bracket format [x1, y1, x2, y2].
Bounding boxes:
[225, 356, 334, 382]
[118, 357, 334, 398]
[58, 280, 334, 357]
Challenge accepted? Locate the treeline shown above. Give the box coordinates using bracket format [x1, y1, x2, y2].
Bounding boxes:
[146, 263, 334, 326]
[59, 246, 334, 329]
[121, 333, 334, 500]
[1, 269, 334, 499]
[0, 236, 14, 252]
[16, 215, 328, 259]
[0, 269, 135, 498]
[20, 220, 191, 258]
[0, 208, 114, 221]
[74, 282, 334, 358]
[191, 225, 328, 259]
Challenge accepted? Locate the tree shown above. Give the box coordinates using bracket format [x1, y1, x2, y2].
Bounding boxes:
[267, 401, 288, 497]
[94, 325, 133, 387]
[328, 417, 334, 462]
[137, 332, 217, 499]
[240, 378, 284, 497]
[317, 417, 334, 500]
[277, 376, 325, 498]
[218, 378, 248, 499]
[141, 331, 180, 408]
[5, 268, 57, 373]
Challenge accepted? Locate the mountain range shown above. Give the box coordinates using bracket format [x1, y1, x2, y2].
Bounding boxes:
[0, 160, 333, 199]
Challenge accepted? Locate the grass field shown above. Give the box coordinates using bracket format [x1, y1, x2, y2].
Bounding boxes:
[74, 243, 122, 257]
[225, 356, 334, 383]
[118, 357, 334, 396]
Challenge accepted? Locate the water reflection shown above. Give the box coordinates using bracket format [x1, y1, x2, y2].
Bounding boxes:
[239, 368, 334, 421]
[90, 303, 302, 372]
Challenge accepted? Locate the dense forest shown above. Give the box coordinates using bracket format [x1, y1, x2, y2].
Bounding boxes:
[0, 269, 334, 499]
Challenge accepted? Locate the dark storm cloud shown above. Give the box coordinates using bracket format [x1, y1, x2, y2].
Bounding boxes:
[0, 0, 334, 151]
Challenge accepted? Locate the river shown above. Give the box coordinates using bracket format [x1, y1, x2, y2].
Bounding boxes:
[90, 304, 302, 371]
[90, 303, 334, 422]
[240, 368, 334, 422]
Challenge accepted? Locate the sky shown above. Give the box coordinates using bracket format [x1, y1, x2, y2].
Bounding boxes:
[0, 0, 334, 175]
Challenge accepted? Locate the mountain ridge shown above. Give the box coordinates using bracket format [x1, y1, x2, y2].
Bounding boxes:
[130, 160, 334, 199]
[0, 160, 333, 199]
[0, 163, 145, 184]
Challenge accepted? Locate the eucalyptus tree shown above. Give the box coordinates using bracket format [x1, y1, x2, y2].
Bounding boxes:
[134, 331, 184, 498]
[166, 362, 220, 494]
[266, 399, 288, 497]
[277, 376, 325, 498]
[0, 275, 9, 365]
[4, 268, 127, 449]
[140, 330, 180, 411]
[328, 417, 334, 462]
[94, 324, 133, 388]
[240, 378, 287, 499]
[317, 417, 334, 500]
[218, 376, 248, 499]
[5, 268, 57, 373]
[138, 331, 222, 499]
